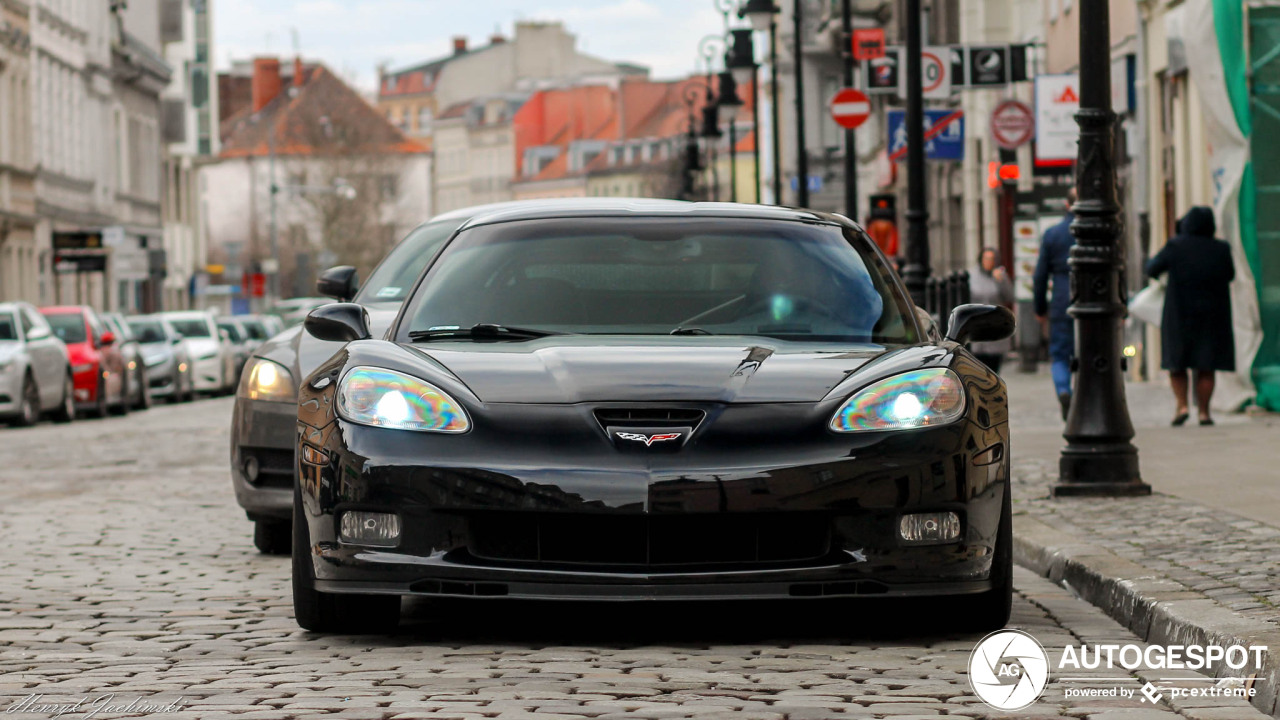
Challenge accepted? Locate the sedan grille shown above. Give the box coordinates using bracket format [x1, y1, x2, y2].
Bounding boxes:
[466, 511, 830, 568]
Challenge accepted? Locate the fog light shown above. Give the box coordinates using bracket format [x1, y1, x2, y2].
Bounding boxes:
[899, 512, 961, 544]
[339, 511, 400, 547]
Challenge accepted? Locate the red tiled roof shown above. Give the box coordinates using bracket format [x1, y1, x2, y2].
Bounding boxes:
[221, 64, 426, 158]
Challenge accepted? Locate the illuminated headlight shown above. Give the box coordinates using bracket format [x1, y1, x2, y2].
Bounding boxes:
[238, 358, 296, 401]
[339, 511, 400, 546]
[829, 368, 965, 432]
[899, 512, 962, 544]
[337, 366, 469, 433]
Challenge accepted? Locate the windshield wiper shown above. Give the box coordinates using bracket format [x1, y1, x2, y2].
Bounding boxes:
[670, 327, 714, 335]
[408, 323, 566, 342]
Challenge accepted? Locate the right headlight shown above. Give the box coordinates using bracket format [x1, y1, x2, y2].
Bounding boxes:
[829, 368, 966, 432]
[336, 366, 470, 433]
[238, 358, 297, 402]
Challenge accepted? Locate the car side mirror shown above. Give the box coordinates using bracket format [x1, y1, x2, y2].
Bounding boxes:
[946, 304, 1016, 344]
[27, 325, 50, 340]
[171, 333, 184, 345]
[304, 303, 371, 343]
[99, 331, 116, 347]
[317, 265, 360, 302]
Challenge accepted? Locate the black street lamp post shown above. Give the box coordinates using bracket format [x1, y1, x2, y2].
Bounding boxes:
[1051, 0, 1149, 497]
[726, 29, 759, 202]
[791, 0, 809, 207]
[718, 70, 744, 202]
[739, 0, 782, 205]
[900, 0, 930, 306]
[839, 0, 857, 221]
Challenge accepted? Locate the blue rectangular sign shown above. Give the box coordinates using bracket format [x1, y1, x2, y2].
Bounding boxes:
[887, 109, 965, 162]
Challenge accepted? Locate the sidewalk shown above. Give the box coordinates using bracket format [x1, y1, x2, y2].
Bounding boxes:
[1007, 368, 1280, 716]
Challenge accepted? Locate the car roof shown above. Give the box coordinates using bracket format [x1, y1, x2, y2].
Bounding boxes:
[454, 199, 851, 231]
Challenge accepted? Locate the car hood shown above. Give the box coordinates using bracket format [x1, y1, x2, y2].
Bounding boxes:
[138, 343, 173, 362]
[409, 338, 894, 404]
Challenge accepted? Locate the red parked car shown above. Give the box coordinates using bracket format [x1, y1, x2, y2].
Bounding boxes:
[39, 306, 130, 417]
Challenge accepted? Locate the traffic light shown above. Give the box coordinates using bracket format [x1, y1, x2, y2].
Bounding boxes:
[869, 193, 896, 220]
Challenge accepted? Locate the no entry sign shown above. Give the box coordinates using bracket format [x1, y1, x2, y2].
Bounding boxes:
[990, 99, 1034, 150]
[829, 88, 871, 129]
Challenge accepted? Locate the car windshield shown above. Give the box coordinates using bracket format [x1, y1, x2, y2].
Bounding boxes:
[168, 319, 212, 338]
[241, 319, 269, 340]
[400, 217, 917, 344]
[356, 218, 467, 304]
[45, 313, 88, 344]
[128, 319, 167, 343]
[218, 321, 244, 342]
[0, 313, 17, 341]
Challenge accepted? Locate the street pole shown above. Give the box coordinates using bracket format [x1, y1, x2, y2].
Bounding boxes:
[770, 17, 783, 205]
[1051, 0, 1149, 497]
[729, 115, 737, 202]
[900, 0, 930, 306]
[792, 0, 809, 207]
[268, 122, 279, 307]
[751, 66, 761, 202]
[840, 0, 857, 221]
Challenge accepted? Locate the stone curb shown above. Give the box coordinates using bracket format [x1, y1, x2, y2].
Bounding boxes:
[1013, 513, 1280, 718]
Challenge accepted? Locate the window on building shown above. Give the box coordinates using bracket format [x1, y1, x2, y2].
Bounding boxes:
[417, 106, 433, 131]
[379, 175, 398, 201]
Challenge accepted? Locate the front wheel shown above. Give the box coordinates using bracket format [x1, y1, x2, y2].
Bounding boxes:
[292, 483, 400, 633]
[953, 480, 1013, 633]
[51, 372, 76, 423]
[10, 374, 39, 427]
[134, 366, 152, 410]
[254, 519, 291, 555]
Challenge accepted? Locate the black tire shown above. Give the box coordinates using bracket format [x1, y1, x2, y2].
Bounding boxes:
[955, 479, 1013, 633]
[254, 519, 291, 555]
[292, 483, 400, 633]
[51, 371, 76, 424]
[92, 374, 109, 418]
[10, 374, 40, 427]
[134, 365, 152, 410]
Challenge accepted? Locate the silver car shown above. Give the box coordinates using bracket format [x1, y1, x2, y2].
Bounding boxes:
[126, 315, 194, 403]
[0, 302, 75, 426]
[160, 311, 236, 395]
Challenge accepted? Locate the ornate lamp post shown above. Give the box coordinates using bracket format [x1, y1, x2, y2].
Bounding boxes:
[726, 29, 759, 202]
[1051, 0, 1149, 496]
[739, 0, 782, 205]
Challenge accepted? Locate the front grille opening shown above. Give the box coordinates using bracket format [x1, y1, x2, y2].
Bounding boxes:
[594, 408, 705, 427]
[467, 512, 830, 568]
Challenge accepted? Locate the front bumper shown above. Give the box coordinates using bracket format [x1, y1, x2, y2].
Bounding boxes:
[0, 367, 22, 415]
[230, 395, 296, 521]
[145, 358, 177, 397]
[298, 414, 1010, 602]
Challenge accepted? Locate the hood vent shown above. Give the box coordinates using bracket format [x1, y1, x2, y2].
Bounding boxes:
[593, 407, 705, 429]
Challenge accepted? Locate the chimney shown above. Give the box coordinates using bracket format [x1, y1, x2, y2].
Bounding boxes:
[293, 56, 305, 86]
[251, 57, 282, 113]
[489, 33, 505, 45]
[452, 36, 468, 55]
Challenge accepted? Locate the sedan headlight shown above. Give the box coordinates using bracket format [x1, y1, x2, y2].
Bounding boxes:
[829, 368, 965, 432]
[337, 366, 469, 433]
[239, 358, 297, 402]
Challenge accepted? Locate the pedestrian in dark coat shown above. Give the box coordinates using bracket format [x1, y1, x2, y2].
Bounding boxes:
[1033, 189, 1076, 420]
[1146, 206, 1235, 426]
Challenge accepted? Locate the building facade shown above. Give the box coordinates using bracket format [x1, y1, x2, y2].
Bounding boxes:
[0, 0, 36, 302]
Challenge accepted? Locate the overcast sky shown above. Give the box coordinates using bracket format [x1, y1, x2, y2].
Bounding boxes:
[215, 0, 729, 90]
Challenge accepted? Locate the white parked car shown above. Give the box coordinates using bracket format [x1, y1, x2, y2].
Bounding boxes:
[159, 311, 236, 395]
[0, 302, 76, 425]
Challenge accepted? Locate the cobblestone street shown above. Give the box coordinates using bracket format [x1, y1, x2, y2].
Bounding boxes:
[0, 399, 1266, 719]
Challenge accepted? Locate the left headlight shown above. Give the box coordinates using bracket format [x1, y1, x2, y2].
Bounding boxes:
[829, 368, 966, 432]
[337, 366, 470, 433]
[239, 358, 297, 402]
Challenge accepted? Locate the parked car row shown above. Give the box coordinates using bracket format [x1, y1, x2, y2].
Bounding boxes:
[1, 301, 281, 427]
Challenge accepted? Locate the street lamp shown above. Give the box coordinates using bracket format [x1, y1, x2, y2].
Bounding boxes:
[738, 0, 781, 205]
[726, 28, 760, 203]
[1051, 0, 1148, 497]
[717, 69, 744, 202]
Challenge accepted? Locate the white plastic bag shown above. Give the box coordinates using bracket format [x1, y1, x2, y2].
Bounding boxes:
[1128, 279, 1165, 327]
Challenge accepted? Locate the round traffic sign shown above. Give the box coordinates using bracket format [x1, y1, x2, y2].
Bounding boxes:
[991, 99, 1034, 150]
[921, 49, 946, 94]
[829, 88, 871, 129]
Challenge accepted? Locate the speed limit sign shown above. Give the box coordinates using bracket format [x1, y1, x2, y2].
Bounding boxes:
[900, 46, 952, 100]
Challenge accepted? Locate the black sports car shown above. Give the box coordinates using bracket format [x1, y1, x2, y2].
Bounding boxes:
[293, 200, 1015, 633]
